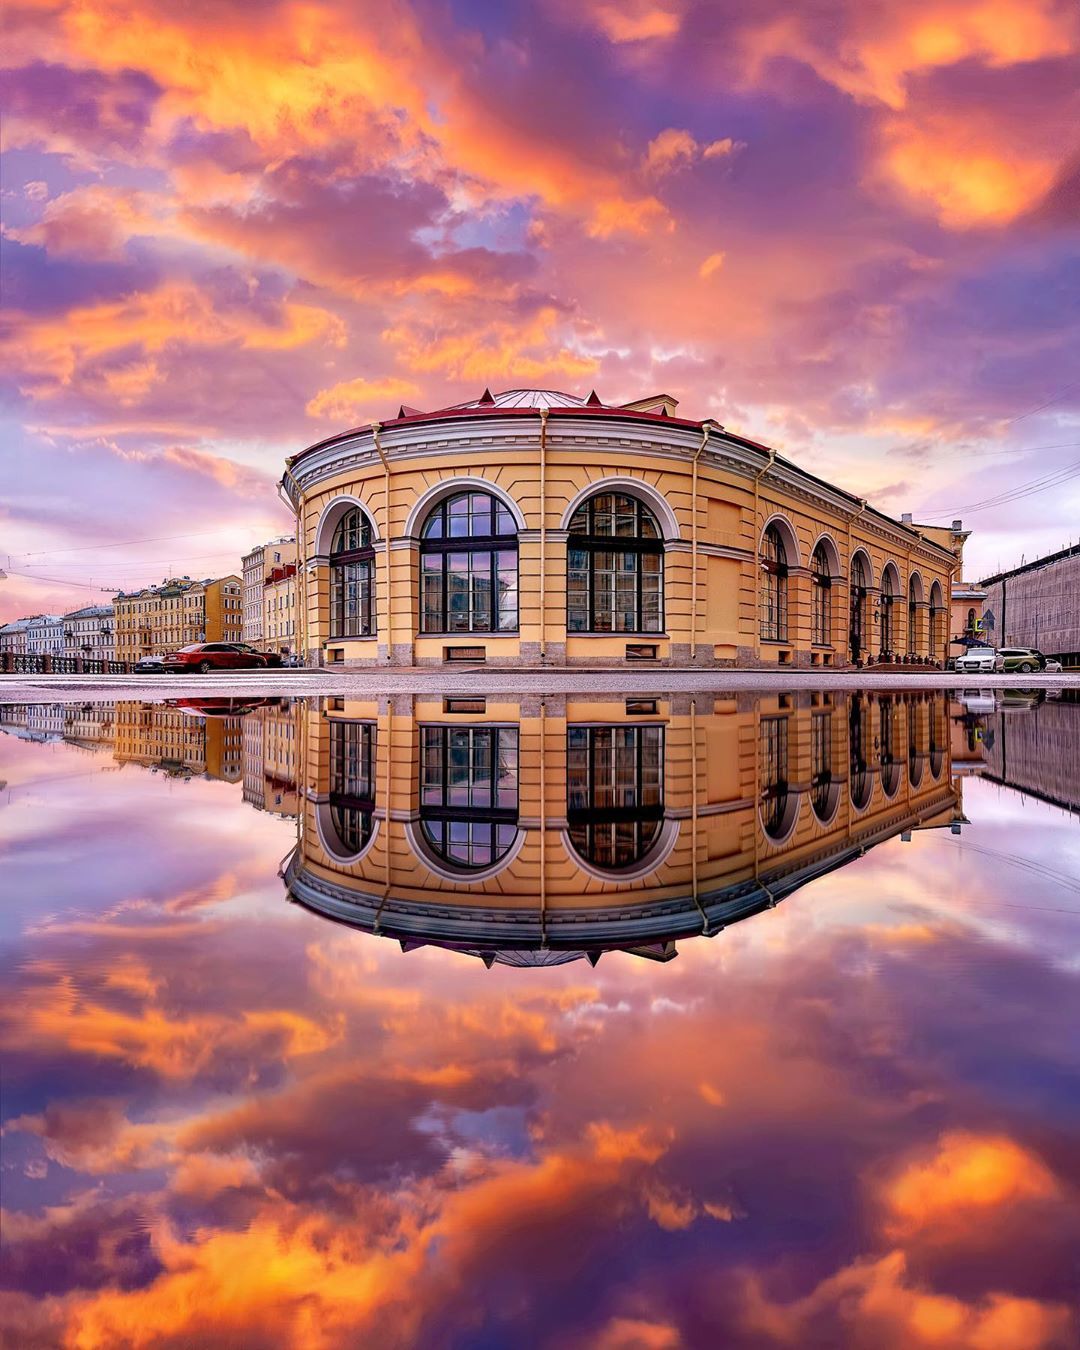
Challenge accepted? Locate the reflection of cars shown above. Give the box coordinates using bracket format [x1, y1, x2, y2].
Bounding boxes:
[133, 655, 167, 673]
[994, 647, 1046, 674]
[161, 643, 267, 673]
[954, 648, 996, 674]
[957, 690, 997, 714]
[172, 697, 276, 716]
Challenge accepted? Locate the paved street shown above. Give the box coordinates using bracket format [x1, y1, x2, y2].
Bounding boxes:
[2, 668, 1078, 702]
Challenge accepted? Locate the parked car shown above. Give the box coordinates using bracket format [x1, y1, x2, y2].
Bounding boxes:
[954, 647, 996, 675]
[160, 642, 267, 673]
[133, 654, 167, 674]
[994, 647, 1047, 674]
[231, 643, 284, 667]
[1045, 658, 1063, 672]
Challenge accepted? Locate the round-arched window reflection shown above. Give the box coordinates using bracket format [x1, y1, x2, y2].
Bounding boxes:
[419, 725, 519, 870]
[567, 724, 664, 868]
[810, 708, 839, 823]
[908, 702, 925, 788]
[567, 493, 664, 633]
[420, 491, 518, 634]
[849, 696, 872, 810]
[325, 720, 376, 858]
[760, 714, 798, 840]
[880, 698, 901, 796]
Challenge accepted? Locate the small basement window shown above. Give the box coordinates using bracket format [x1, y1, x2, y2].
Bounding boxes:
[626, 643, 658, 661]
[444, 697, 487, 714]
[445, 645, 486, 663]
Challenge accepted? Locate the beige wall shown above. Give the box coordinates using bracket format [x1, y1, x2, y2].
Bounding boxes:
[288, 417, 959, 669]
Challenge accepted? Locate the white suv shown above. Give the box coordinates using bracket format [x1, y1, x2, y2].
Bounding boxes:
[954, 648, 997, 674]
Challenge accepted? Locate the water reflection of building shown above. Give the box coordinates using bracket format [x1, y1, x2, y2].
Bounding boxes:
[284, 692, 962, 967]
[113, 703, 244, 781]
[955, 690, 1080, 816]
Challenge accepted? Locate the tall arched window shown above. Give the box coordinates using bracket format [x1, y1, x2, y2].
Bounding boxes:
[420, 725, 519, 869]
[420, 492, 518, 633]
[567, 493, 663, 633]
[329, 720, 376, 855]
[330, 508, 376, 638]
[850, 553, 869, 662]
[811, 542, 832, 645]
[880, 566, 898, 656]
[849, 696, 872, 809]
[811, 709, 838, 822]
[760, 525, 789, 642]
[567, 724, 663, 868]
[908, 577, 921, 655]
[760, 715, 796, 840]
[929, 582, 944, 660]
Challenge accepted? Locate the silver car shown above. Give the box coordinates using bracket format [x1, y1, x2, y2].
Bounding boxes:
[954, 648, 996, 674]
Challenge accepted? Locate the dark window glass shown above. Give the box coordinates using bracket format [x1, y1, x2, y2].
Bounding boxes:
[811, 543, 832, 645]
[880, 569, 898, 654]
[760, 525, 789, 642]
[810, 711, 834, 821]
[329, 720, 376, 854]
[420, 493, 518, 633]
[567, 725, 664, 868]
[566, 494, 663, 634]
[849, 696, 872, 809]
[850, 554, 869, 662]
[760, 716, 791, 838]
[330, 508, 376, 638]
[419, 725, 519, 868]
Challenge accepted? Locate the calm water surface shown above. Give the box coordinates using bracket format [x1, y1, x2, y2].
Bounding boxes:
[1, 691, 1078, 1349]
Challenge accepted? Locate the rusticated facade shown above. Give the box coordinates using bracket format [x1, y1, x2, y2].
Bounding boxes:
[282, 389, 964, 670]
[284, 691, 960, 964]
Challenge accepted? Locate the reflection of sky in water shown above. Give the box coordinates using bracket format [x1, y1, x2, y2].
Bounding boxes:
[1, 699, 1078, 1349]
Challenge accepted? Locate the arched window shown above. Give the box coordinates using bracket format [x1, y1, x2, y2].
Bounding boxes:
[329, 720, 376, 855]
[850, 552, 869, 663]
[908, 577, 921, 655]
[420, 492, 518, 633]
[811, 709, 838, 823]
[849, 696, 872, 809]
[811, 542, 832, 645]
[420, 725, 519, 869]
[880, 566, 898, 656]
[567, 724, 663, 868]
[966, 606, 976, 634]
[880, 698, 900, 796]
[330, 508, 376, 638]
[760, 715, 796, 840]
[929, 582, 944, 659]
[908, 700, 924, 788]
[567, 493, 663, 633]
[760, 525, 789, 642]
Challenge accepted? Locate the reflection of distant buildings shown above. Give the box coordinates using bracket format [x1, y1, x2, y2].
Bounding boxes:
[954, 690, 1080, 817]
[0, 700, 297, 800]
[285, 692, 963, 968]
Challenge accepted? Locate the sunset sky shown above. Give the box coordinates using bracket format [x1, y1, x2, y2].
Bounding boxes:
[2, 726, 1079, 1348]
[2, 0, 1079, 620]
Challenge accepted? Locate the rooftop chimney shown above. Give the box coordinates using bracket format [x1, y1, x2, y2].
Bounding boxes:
[952, 519, 963, 531]
[901, 512, 912, 525]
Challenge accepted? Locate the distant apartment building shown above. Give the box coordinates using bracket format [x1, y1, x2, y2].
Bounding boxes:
[24, 615, 64, 657]
[242, 536, 296, 648]
[114, 576, 243, 663]
[113, 702, 243, 783]
[62, 604, 115, 660]
[264, 563, 298, 656]
[0, 617, 34, 656]
[981, 543, 1080, 666]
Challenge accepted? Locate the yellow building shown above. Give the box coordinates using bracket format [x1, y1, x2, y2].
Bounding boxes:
[114, 575, 243, 663]
[263, 562, 298, 657]
[284, 691, 960, 964]
[113, 701, 244, 782]
[282, 388, 964, 670]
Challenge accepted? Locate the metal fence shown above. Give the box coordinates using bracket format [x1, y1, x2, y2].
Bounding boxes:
[1, 653, 133, 675]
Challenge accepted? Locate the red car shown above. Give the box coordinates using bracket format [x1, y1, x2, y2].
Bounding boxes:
[161, 643, 268, 674]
